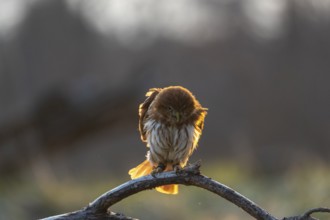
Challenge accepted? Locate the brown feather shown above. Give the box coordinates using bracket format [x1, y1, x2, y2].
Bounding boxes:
[138, 88, 161, 141]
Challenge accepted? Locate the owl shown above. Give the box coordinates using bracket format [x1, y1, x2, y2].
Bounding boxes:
[129, 86, 207, 194]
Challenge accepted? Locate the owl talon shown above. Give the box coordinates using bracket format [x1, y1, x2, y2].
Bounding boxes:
[151, 163, 165, 177]
[174, 164, 183, 174]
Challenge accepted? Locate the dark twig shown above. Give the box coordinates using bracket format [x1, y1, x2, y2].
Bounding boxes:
[41, 162, 329, 220]
[282, 207, 330, 220]
[303, 207, 330, 217]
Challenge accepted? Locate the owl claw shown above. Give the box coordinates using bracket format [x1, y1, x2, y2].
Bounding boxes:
[174, 164, 183, 174]
[151, 163, 165, 177]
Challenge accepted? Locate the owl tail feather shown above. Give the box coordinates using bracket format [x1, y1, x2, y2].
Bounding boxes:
[128, 160, 179, 195]
[129, 160, 153, 179]
[155, 184, 178, 194]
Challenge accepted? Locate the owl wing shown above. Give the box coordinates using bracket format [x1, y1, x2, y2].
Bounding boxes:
[139, 88, 162, 142]
[194, 108, 208, 132]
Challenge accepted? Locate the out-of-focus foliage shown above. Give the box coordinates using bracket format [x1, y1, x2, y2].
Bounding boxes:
[0, 0, 329, 219]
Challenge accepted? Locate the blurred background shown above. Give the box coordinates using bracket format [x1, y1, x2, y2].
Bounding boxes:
[0, 0, 329, 219]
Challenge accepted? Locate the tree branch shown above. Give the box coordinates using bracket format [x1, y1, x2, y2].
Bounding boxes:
[41, 162, 330, 220]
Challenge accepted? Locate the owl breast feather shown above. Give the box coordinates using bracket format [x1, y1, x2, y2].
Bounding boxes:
[144, 119, 201, 166]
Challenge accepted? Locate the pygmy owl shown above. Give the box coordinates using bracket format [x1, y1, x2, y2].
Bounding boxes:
[129, 86, 207, 194]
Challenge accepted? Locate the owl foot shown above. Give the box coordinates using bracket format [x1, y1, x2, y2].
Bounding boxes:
[173, 164, 183, 174]
[151, 163, 165, 177]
